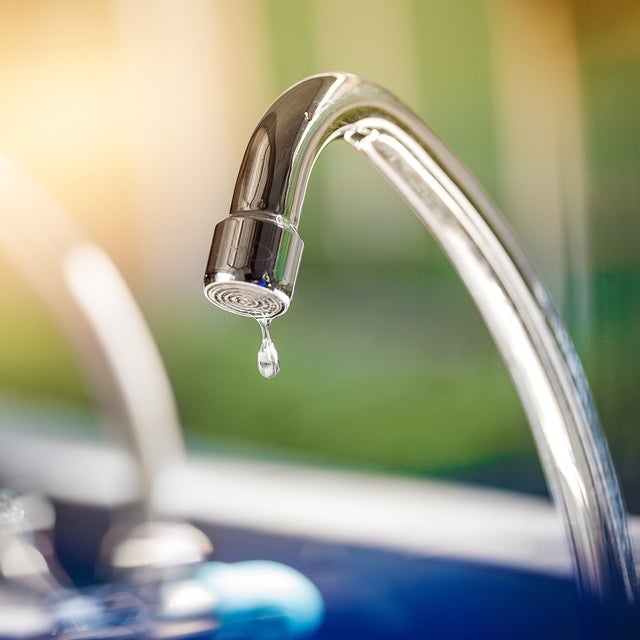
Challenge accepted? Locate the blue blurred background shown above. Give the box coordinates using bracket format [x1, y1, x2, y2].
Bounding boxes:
[0, 0, 638, 509]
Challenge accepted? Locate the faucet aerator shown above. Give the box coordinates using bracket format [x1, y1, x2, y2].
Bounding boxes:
[204, 212, 303, 319]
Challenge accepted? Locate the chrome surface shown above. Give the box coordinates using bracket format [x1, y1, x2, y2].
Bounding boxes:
[205, 212, 303, 318]
[100, 520, 213, 578]
[204, 73, 638, 616]
[0, 489, 63, 594]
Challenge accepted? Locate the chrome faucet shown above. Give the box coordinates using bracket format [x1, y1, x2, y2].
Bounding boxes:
[204, 73, 638, 622]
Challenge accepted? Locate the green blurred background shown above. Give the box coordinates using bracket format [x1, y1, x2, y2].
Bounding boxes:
[1, 1, 639, 508]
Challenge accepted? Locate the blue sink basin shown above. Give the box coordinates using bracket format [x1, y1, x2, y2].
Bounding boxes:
[53, 502, 581, 640]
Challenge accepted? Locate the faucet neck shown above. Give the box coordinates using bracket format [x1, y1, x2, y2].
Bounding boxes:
[230, 73, 407, 228]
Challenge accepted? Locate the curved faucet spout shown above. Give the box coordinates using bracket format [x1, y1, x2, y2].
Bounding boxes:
[204, 73, 637, 614]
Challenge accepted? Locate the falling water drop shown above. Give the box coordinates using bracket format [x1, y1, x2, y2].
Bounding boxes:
[256, 318, 280, 379]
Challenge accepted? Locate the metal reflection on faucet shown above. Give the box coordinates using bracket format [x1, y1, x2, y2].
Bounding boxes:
[204, 72, 638, 617]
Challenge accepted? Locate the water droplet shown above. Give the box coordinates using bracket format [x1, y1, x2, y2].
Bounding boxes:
[256, 319, 280, 379]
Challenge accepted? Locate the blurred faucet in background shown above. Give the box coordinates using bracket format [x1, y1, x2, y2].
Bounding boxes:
[0, 153, 185, 510]
[0, 154, 217, 582]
